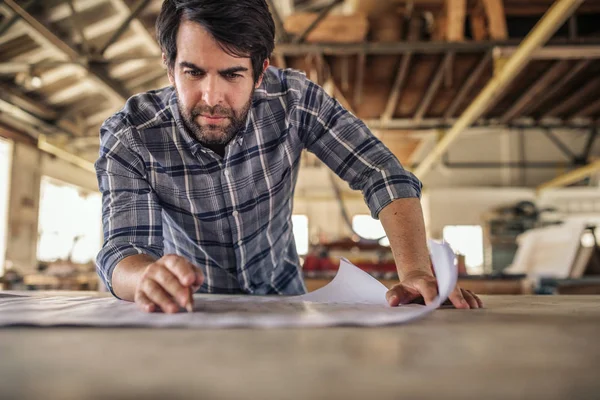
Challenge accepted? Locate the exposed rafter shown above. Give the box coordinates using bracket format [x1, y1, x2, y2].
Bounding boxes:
[3, 0, 130, 102]
[381, 53, 412, 122]
[99, 0, 152, 56]
[414, 0, 586, 179]
[414, 52, 454, 122]
[353, 52, 365, 106]
[572, 97, 600, 119]
[528, 59, 591, 115]
[444, 50, 492, 120]
[500, 60, 570, 123]
[542, 75, 600, 118]
[292, 0, 343, 44]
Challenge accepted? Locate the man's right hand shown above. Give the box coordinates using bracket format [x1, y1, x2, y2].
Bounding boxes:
[133, 255, 204, 313]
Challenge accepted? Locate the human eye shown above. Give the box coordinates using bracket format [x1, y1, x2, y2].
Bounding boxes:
[184, 70, 203, 78]
[224, 72, 242, 80]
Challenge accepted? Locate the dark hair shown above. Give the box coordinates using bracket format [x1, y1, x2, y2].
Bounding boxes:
[156, 0, 275, 83]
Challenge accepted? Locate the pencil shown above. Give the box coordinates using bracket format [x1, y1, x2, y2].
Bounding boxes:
[185, 288, 194, 313]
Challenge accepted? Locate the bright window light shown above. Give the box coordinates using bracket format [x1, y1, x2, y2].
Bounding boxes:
[0, 138, 12, 276]
[443, 225, 484, 274]
[352, 214, 387, 240]
[292, 215, 309, 255]
[37, 177, 102, 264]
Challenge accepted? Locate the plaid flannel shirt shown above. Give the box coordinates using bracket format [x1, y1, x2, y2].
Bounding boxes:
[95, 66, 422, 297]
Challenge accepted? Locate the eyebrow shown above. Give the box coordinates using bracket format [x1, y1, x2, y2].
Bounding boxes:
[179, 62, 249, 75]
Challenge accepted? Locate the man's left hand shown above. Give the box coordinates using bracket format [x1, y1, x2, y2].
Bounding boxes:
[385, 270, 483, 309]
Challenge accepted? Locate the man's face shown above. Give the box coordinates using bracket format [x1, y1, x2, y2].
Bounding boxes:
[167, 20, 267, 146]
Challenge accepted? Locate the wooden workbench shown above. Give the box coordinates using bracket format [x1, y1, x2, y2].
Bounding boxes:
[0, 294, 599, 400]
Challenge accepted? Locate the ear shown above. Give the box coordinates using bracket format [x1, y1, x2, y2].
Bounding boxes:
[163, 53, 175, 86]
[254, 59, 270, 88]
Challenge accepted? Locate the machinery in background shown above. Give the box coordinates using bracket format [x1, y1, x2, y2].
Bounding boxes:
[483, 200, 558, 273]
[303, 237, 398, 279]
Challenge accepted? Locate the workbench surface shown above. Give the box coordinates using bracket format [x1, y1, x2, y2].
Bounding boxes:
[1, 294, 598, 400]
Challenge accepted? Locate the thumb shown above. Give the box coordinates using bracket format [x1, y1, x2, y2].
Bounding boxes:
[386, 284, 420, 307]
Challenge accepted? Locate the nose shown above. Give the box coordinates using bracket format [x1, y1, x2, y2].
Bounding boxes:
[200, 75, 225, 107]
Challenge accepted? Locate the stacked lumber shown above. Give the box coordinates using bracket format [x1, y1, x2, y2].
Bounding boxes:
[283, 12, 369, 43]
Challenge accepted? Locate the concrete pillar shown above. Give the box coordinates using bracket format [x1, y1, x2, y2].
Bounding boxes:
[5, 142, 42, 274]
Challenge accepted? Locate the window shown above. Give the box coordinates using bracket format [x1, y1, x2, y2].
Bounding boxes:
[0, 138, 12, 276]
[37, 177, 102, 264]
[352, 214, 389, 245]
[443, 225, 484, 274]
[292, 215, 309, 255]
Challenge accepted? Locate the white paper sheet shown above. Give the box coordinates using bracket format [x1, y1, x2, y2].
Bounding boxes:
[0, 240, 457, 328]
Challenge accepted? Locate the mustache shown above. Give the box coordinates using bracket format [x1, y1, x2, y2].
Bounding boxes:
[191, 105, 233, 118]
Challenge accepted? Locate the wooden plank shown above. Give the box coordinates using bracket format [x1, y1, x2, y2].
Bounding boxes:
[571, 97, 600, 119]
[381, 53, 412, 122]
[353, 52, 366, 106]
[414, 53, 454, 121]
[500, 60, 570, 123]
[527, 59, 590, 115]
[542, 75, 600, 118]
[432, 13, 447, 41]
[482, 0, 508, 40]
[284, 11, 367, 43]
[446, 0, 466, 41]
[444, 50, 492, 119]
[470, 2, 488, 40]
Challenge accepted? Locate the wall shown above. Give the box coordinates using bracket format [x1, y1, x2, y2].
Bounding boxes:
[422, 187, 536, 239]
[412, 127, 599, 188]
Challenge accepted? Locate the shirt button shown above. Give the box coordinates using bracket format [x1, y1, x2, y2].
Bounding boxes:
[224, 170, 230, 176]
[238, 240, 243, 246]
[232, 211, 239, 217]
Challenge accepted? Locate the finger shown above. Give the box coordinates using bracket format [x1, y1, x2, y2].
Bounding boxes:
[135, 291, 156, 313]
[386, 284, 420, 307]
[462, 289, 479, 309]
[467, 289, 484, 308]
[448, 285, 470, 309]
[142, 279, 179, 314]
[163, 255, 204, 287]
[412, 279, 439, 306]
[152, 266, 192, 308]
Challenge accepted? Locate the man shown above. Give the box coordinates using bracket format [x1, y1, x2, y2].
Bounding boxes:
[95, 0, 482, 313]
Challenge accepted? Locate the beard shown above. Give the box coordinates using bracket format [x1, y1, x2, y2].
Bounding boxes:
[177, 91, 253, 147]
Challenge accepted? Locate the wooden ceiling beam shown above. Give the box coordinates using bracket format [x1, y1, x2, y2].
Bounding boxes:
[542, 75, 600, 118]
[292, 0, 343, 44]
[99, 0, 152, 56]
[3, 0, 130, 101]
[353, 52, 365, 106]
[482, 0, 508, 40]
[500, 60, 570, 123]
[537, 159, 600, 192]
[414, 52, 454, 122]
[414, 0, 585, 179]
[495, 45, 600, 59]
[381, 53, 412, 122]
[527, 59, 590, 114]
[446, 0, 466, 41]
[571, 97, 600, 119]
[444, 50, 492, 120]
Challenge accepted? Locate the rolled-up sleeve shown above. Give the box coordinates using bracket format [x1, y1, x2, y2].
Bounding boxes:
[294, 79, 422, 219]
[95, 118, 163, 296]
